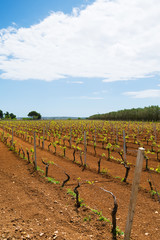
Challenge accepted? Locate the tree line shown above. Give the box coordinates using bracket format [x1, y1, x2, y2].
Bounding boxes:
[89, 106, 160, 121]
[0, 110, 41, 120]
[0, 110, 16, 119]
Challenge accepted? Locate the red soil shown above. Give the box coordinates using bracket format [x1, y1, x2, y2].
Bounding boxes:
[0, 129, 160, 240]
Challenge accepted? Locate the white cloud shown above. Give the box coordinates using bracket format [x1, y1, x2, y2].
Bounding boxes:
[67, 81, 84, 84]
[0, 0, 160, 82]
[123, 89, 160, 98]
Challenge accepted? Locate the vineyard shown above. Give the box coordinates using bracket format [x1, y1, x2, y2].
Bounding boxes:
[0, 119, 160, 239]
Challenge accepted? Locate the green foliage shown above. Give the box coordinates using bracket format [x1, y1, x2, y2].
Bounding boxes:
[91, 208, 124, 236]
[91, 209, 102, 216]
[4, 111, 10, 119]
[101, 168, 108, 174]
[67, 188, 76, 198]
[48, 161, 54, 165]
[28, 111, 41, 120]
[10, 113, 16, 119]
[22, 118, 31, 120]
[9, 145, 14, 151]
[86, 180, 94, 185]
[91, 209, 110, 222]
[67, 188, 84, 204]
[2, 111, 16, 119]
[37, 166, 44, 173]
[0, 109, 3, 119]
[99, 215, 109, 221]
[46, 177, 60, 184]
[156, 165, 160, 173]
[89, 105, 160, 121]
[149, 167, 154, 171]
[30, 148, 34, 153]
[106, 143, 112, 149]
[149, 190, 160, 197]
[116, 227, 124, 236]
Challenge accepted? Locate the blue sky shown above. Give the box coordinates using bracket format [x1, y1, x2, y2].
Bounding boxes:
[0, 0, 160, 118]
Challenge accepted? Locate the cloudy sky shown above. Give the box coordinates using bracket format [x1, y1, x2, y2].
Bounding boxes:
[0, 0, 160, 117]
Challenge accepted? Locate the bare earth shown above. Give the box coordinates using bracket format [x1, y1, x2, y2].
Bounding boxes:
[0, 141, 113, 240]
[0, 135, 160, 240]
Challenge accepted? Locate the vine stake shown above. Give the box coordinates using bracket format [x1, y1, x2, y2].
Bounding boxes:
[124, 147, 145, 240]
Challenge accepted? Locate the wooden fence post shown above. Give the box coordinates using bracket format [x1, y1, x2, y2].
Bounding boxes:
[12, 127, 14, 146]
[95, 127, 96, 144]
[123, 130, 126, 163]
[3, 125, 4, 138]
[34, 132, 37, 170]
[42, 128, 45, 149]
[116, 127, 118, 143]
[124, 147, 145, 240]
[84, 131, 87, 166]
[70, 127, 72, 147]
[154, 124, 157, 142]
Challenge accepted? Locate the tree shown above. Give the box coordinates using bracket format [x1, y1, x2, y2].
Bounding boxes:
[4, 111, 10, 119]
[0, 110, 3, 119]
[10, 113, 16, 119]
[4, 111, 16, 119]
[28, 111, 41, 120]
